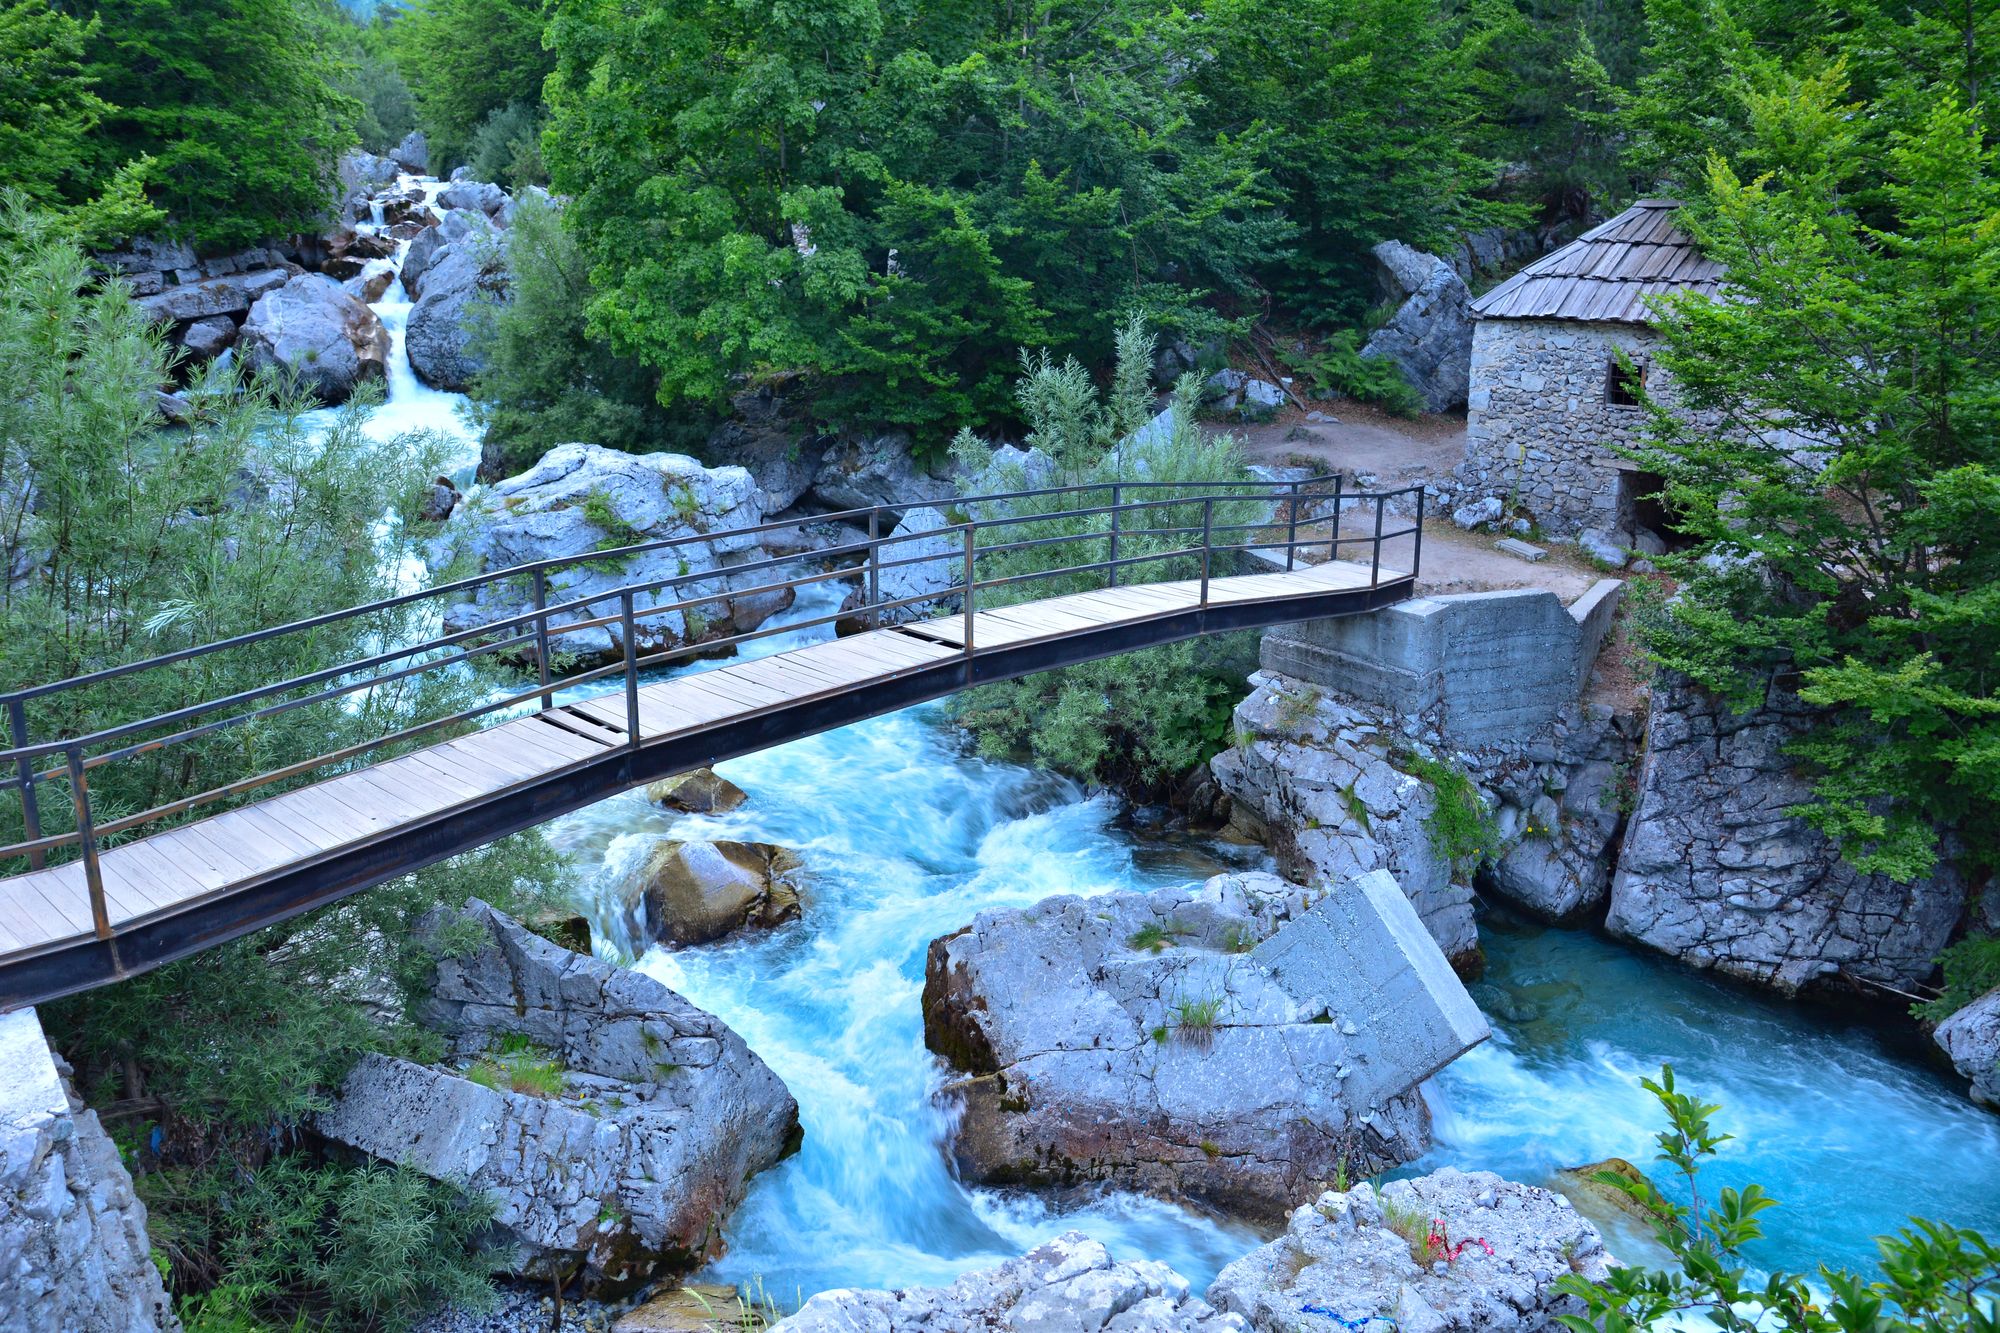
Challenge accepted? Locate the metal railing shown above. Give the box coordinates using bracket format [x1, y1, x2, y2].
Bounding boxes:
[0, 473, 1423, 935]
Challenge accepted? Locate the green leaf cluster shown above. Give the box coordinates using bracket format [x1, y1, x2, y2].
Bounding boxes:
[390, 0, 557, 169]
[1557, 1066, 2000, 1333]
[1624, 54, 2000, 882]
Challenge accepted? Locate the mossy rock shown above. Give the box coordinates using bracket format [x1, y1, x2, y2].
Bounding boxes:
[644, 768, 747, 814]
[1554, 1156, 1658, 1223]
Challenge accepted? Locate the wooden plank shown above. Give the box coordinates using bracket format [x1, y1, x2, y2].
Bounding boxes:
[0, 882, 54, 950]
[401, 744, 531, 798]
[101, 842, 212, 913]
[676, 671, 791, 710]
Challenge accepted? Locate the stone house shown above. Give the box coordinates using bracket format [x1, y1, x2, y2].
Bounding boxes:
[1459, 199, 1725, 538]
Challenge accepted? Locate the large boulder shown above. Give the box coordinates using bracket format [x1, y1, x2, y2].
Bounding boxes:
[1208, 1168, 1613, 1333]
[772, 1233, 1246, 1333]
[625, 839, 804, 948]
[237, 273, 391, 405]
[439, 178, 509, 219]
[1211, 674, 1481, 967]
[314, 901, 800, 1293]
[405, 230, 505, 390]
[1360, 241, 1474, 414]
[811, 432, 956, 513]
[645, 768, 748, 814]
[338, 149, 398, 194]
[439, 443, 764, 659]
[703, 381, 833, 516]
[1608, 672, 1966, 996]
[175, 315, 236, 361]
[136, 267, 291, 324]
[923, 869, 1488, 1221]
[0, 1010, 180, 1333]
[391, 129, 429, 173]
[1936, 988, 2000, 1109]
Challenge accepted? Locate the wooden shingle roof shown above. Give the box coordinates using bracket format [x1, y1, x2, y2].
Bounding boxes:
[1469, 199, 1724, 325]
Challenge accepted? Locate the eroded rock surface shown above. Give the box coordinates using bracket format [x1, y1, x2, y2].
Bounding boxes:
[1936, 988, 2000, 1110]
[1209, 1168, 1612, 1333]
[645, 768, 748, 814]
[626, 839, 804, 947]
[811, 432, 955, 512]
[1361, 241, 1474, 413]
[237, 273, 391, 404]
[923, 870, 1487, 1220]
[1609, 673, 1966, 995]
[315, 902, 799, 1292]
[438, 443, 764, 659]
[771, 1232, 1247, 1332]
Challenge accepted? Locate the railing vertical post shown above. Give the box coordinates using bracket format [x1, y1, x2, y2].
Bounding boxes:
[8, 699, 44, 869]
[866, 507, 882, 630]
[1199, 497, 1213, 605]
[1370, 495, 1385, 588]
[961, 525, 977, 683]
[1285, 480, 1300, 572]
[64, 745, 111, 941]
[1329, 475, 1344, 563]
[1107, 483, 1121, 589]
[1412, 488, 1425, 580]
[619, 591, 640, 749]
[532, 569, 552, 712]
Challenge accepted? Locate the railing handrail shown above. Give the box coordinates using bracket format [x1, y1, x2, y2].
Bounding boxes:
[1, 473, 1426, 921]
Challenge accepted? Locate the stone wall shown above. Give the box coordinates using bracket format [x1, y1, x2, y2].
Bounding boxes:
[0, 1009, 179, 1333]
[1608, 673, 1967, 996]
[1462, 318, 1696, 536]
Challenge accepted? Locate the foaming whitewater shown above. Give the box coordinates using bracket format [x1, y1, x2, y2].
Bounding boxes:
[551, 600, 1266, 1295]
[308, 171, 2000, 1305]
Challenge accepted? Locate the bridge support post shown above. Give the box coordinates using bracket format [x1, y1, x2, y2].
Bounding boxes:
[1329, 475, 1344, 563]
[866, 508, 882, 629]
[1199, 498, 1213, 604]
[620, 591, 640, 748]
[1370, 495, 1385, 586]
[1107, 483, 1121, 589]
[63, 746, 111, 942]
[8, 700, 43, 870]
[1286, 481, 1299, 572]
[962, 525, 976, 685]
[532, 570, 552, 712]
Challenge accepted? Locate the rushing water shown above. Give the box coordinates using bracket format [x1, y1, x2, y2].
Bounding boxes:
[331, 177, 2000, 1304]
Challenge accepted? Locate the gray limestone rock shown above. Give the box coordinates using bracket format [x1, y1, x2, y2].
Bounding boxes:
[772, 1232, 1248, 1332]
[237, 273, 391, 405]
[1211, 676, 1481, 965]
[176, 314, 237, 361]
[1361, 241, 1474, 413]
[1608, 672, 1966, 996]
[704, 382, 831, 515]
[315, 901, 799, 1292]
[1208, 1168, 1613, 1333]
[811, 433, 955, 512]
[392, 129, 429, 173]
[1577, 528, 1629, 568]
[922, 869, 1488, 1221]
[1451, 496, 1501, 530]
[1934, 988, 2000, 1110]
[873, 504, 961, 619]
[406, 236, 504, 390]
[137, 267, 292, 323]
[0, 1010, 180, 1333]
[439, 179, 509, 218]
[437, 443, 764, 659]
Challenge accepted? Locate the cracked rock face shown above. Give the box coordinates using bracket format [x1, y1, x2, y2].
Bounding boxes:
[923, 871, 1488, 1221]
[1212, 676, 1480, 967]
[770, 1231, 1248, 1332]
[1608, 673, 1965, 996]
[314, 901, 799, 1293]
[1208, 1168, 1613, 1333]
[1935, 988, 2000, 1109]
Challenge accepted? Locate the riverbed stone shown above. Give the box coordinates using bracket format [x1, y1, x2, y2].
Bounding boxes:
[1935, 988, 2000, 1109]
[406, 235, 503, 390]
[811, 432, 955, 512]
[770, 1232, 1247, 1332]
[0, 1009, 180, 1333]
[626, 839, 804, 947]
[237, 273, 392, 405]
[645, 769, 747, 814]
[1208, 1168, 1613, 1333]
[137, 267, 292, 324]
[1608, 671, 1966, 997]
[315, 900, 800, 1293]
[923, 869, 1487, 1221]
[438, 443, 764, 660]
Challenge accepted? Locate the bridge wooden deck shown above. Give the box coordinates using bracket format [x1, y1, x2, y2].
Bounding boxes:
[0, 476, 1421, 1008]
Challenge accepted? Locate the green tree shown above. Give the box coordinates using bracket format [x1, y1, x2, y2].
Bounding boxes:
[1558, 1066, 2000, 1331]
[1195, 0, 1512, 321]
[1631, 69, 1999, 881]
[0, 1, 159, 244]
[335, 11, 419, 153]
[391, 0, 557, 169]
[465, 191, 691, 478]
[65, 0, 358, 251]
[1, 213, 563, 1326]
[543, 0, 1284, 447]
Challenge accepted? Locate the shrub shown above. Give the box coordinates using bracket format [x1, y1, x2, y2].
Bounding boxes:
[1400, 752, 1495, 867]
[466, 100, 545, 189]
[1279, 333, 1424, 418]
[950, 322, 1265, 794]
[1556, 1066, 2000, 1332]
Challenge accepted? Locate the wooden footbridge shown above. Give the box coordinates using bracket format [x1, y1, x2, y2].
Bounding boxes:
[0, 476, 1422, 1008]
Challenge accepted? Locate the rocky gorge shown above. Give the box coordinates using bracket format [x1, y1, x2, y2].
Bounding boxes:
[10, 165, 1996, 1333]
